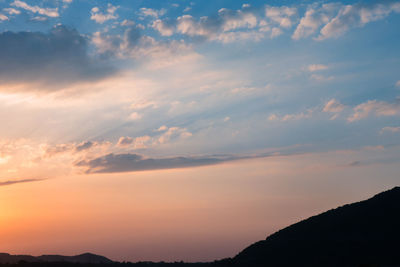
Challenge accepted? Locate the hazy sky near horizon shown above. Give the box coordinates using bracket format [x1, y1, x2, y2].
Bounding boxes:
[0, 0, 400, 262]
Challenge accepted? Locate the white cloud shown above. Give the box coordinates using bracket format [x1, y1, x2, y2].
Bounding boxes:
[156, 125, 168, 132]
[158, 127, 192, 144]
[152, 19, 174, 36]
[3, 8, 20, 15]
[348, 100, 400, 122]
[31, 16, 47, 21]
[292, 3, 340, 40]
[0, 14, 8, 20]
[121, 19, 134, 26]
[396, 80, 400, 87]
[176, 15, 211, 37]
[308, 64, 329, 72]
[269, 109, 314, 122]
[318, 2, 400, 40]
[11, 0, 59, 17]
[90, 3, 118, 24]
[265, 6, 297, 28]
[270, 27, 283, 38]
[220, 9, 258, 31]
[140, 7, 166, 18]
[380, 126, 400, 134]
[323, 99, 345, 113]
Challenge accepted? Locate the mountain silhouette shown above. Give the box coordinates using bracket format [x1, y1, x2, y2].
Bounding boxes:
[233, 186, 400, 266]
[0, 253, 112, 264]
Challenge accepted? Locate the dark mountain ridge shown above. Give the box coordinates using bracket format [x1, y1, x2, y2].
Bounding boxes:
[233, 186, 400, 266]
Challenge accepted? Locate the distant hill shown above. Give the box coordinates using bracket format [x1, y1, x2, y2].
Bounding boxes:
[0, 253, 112, 264]
[233, 187, 400, 266]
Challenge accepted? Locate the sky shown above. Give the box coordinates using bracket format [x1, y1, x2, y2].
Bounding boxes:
[0, 0, 400, 262]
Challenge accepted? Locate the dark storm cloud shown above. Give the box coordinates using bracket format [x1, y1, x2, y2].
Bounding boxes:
[0, 25, 115, 91]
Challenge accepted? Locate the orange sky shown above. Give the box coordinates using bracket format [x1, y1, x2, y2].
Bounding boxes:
[1, 153, 398, 262]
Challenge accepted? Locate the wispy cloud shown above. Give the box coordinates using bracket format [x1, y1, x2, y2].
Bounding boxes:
[380, 126, 400, 134]
[90, 3, 118, 24]
[140, 7, 166, 18]
[0, 178, 44, 187]
[317, 2, 400, 40]
[11, 0, 59, 18]
[323, 99, 345, 113]
[348, 100, 400, 122]
[308, 64, 329, 72]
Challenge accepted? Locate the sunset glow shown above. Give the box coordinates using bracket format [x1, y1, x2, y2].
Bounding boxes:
[0, 0, 400, 262]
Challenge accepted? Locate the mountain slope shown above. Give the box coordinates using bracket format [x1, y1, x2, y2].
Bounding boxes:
[233, 187, 400, 266]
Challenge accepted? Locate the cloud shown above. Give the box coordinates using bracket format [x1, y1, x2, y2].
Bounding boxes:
[76, 153, 228, 173]
[380, 126, 400, 134]
[157, 127, 192, 144]
[174, 11, 262, 42]
[92, 28, 199, 69]
[117, 136, 151, 149]
[128, 112, 142, 121]
[11, 0, 58, 17]
[75, 141, 94, 152]
[153, 6, 280, 43]
[318, 2, 400, 40]
[270, 27, 283, 38]
[121, 19, 134, 27]
[348, 100, 400, 122]
[265, 6, 297, 28]
[396, 80, 400, 87]
[269, 108, 314, 122]
[3, 8, 20, 15]
[308, 64, 329, 72]
[0, 14, 8, 20]
[323, 99, 345, 113]
[0, 178, 44, 187]
[152, 19, 175, 36]
[140, 7, 166, 18]
[75, 147, 307, 174]
[44, 140, 108, 157]
[90, 3, 118, 24]
[292, 3, 341, 40]
[0, 25, 115, 92]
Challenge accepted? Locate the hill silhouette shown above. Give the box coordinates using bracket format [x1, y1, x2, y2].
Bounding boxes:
[0, 253, 112, 264]
[1, 187, 400, 267]
[233, 186, 400, 266]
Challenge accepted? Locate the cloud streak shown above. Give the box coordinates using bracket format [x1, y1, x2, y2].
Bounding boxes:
[0, 178, 44, 187]
[76, 153, 227, 173]
[11, 0, 59, 18]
